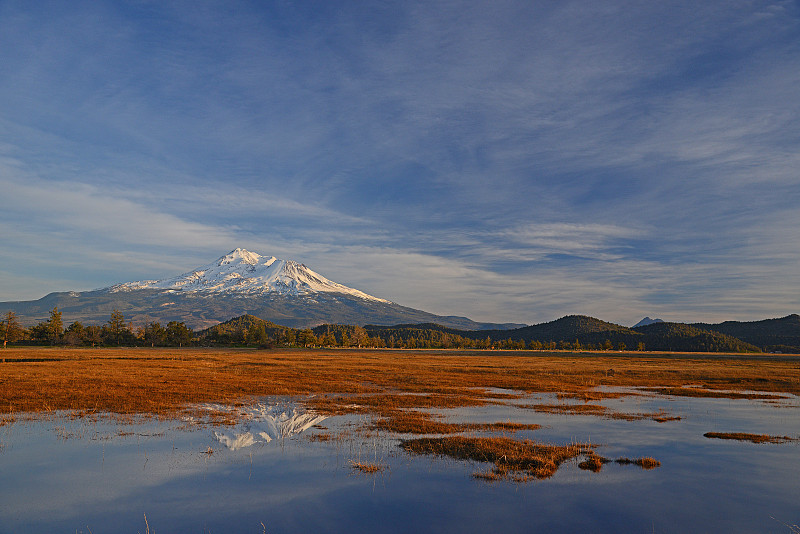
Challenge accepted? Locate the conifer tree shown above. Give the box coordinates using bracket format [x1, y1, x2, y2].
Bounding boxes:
[47, 307, 63, 344]
[2, 311, 23, 348]
[166, 321, 193, 347]
[143, 321, 167, 346]
[64, 322, 86, 346]
[245, 322, 267, 346]
[104, 310, 132, 345]
[85, 325, 102, 347]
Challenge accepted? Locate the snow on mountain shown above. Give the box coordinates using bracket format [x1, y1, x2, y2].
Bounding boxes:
[106, 248, 390, 303]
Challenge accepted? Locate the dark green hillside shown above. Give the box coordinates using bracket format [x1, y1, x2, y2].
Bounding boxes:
[366, 322, 461, 333]
[197, 314, 317, 346]
[633, 322, 761, 353]
[362, 315, 762, 352]
[362, 324, 478, 348]
[435, 315, 629, 342]
[360, 315, 760, 353]
[693, 314, 800, 352]
[445, 315, 641, 348]
[511, 315, 633, 340]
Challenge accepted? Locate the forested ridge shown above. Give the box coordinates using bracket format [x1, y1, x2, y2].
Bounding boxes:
[693, 314, 800, 353]
[3, 309, 796, 353]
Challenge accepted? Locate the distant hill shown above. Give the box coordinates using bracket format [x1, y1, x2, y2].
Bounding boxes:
[511, 315, 634, 341]
[196, 314, 297, 346]
[693, 314, 800, 353]
[631, 322, 760, 353]
[633, 317, 664, 327]
[369, 315, 762, 353]
[361, 316, 633, 349]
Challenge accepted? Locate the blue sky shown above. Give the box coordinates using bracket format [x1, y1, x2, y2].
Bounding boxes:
[1, 0, 798, 326]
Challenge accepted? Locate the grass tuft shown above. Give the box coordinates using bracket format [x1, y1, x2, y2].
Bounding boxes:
[0, 414, 15, 427]
[349, 460, 386, 474]
[703, 432, 798, 444]
[615, 457, 661, 469]
[577, 454, 608, 472]
[578, 454, 660, 471]
[400, 435, 589, 481]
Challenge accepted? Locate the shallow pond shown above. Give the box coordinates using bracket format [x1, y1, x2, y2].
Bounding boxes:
[0, 390, 798, 533]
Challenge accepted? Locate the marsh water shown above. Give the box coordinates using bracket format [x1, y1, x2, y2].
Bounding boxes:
[1, 390, 798, 533]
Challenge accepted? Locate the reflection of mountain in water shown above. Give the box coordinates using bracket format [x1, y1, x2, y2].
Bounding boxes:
[205, 401, 327, 451]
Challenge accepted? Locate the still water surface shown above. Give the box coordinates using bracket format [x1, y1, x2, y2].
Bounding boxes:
[0, 391, 798, 533]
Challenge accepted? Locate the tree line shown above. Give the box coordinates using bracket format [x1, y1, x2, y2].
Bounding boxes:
[2, 309, 647, 350]
[198, 316, 650, 351]
[1, 308, 193, 347]
[3, 310, 757, 353]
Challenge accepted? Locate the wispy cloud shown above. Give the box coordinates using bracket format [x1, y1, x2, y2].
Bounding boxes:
[0, 172, 235, 250]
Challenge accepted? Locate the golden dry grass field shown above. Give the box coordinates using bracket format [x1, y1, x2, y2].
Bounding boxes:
[1, 347, 798, 420]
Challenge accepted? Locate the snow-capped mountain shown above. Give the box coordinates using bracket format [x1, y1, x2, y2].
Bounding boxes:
[0, 249, 525, 330]
[107, 248, 390, 303]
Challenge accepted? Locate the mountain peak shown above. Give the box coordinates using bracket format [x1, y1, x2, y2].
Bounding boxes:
[219, 248, 266, 266]
[106, 250, 391, 303]
[633, 317, 665, 328]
